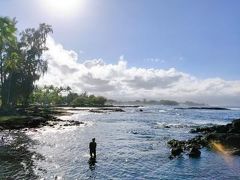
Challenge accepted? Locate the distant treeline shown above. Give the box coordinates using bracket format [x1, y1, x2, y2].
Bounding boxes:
[109, 99, 206, 106]
[31, 85, 107, 107]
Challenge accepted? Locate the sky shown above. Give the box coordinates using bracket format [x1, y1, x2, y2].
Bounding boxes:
[0, 0, 240, 105]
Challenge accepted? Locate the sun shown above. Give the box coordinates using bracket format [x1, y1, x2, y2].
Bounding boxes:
[42, 0, 85, 17]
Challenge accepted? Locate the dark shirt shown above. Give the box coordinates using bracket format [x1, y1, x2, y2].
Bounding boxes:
[89, 142, 97, 152]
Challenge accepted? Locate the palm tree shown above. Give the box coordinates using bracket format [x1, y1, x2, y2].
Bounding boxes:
[0, 16, 17, 108]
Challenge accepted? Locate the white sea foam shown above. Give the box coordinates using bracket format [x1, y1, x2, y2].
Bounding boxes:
[159, 110, 167, 113]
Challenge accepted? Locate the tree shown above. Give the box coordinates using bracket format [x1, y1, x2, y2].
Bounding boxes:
[18, 23, 53, 106]
[66, 92, 78, 105]
[95, 96, 107, 106]
[0, 18, 53, 108]
[0, 17, 17, 108]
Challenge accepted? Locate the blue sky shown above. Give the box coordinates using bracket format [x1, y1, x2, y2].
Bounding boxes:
[1, 0, 239, 80]
[1, 0, 240, 105]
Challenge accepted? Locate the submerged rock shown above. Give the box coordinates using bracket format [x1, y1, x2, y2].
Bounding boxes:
[189, 147, 201, 158]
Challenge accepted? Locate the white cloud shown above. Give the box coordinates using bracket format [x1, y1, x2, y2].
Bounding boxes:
[37, 37, 240, 106]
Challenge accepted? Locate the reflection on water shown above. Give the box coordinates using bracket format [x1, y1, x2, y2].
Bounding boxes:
[0, 106, 240, 179]
[88, 157, 96, 170]
[0, 131, 43, 179]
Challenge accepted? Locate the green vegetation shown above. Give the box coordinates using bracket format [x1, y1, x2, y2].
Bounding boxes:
[71, 93, 107, 107]
[31, 85, 107, 107]
[0, 16, 52, 109]
[0, 115, 29, 129]
[115, 99, 180, 106]
[183, 101, 206, 106]
[0, 115, 27, 122]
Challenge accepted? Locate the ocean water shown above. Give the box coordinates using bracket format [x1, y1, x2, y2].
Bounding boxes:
[0, 106, 240, 179]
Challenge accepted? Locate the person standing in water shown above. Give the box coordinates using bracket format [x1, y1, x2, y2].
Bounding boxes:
[89, 138, 97, 159]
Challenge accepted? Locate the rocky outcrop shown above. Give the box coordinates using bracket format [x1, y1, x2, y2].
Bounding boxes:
[168, 118, 240, 158]
[168, 135, 206, 158]
[191, 119, 240, 149]
[0, 116, 47, 129]
[62, 120, 84, 127]
[89, 107, 125, 113]
[0, 106, 88, 130]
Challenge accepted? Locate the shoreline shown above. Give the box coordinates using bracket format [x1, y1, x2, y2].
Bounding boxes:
[0, 107, 79, 130]
[0, 106, 128, 130]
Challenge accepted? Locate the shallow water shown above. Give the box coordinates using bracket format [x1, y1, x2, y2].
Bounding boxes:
[1, 106, 240, 179]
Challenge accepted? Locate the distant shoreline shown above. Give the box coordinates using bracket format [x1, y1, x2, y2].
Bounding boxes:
[174, 107, 230, 110]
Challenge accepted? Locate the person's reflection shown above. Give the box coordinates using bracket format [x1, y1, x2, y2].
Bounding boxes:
[88, 157, 96, 170]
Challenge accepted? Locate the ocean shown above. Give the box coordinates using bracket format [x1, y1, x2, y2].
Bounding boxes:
[1, 106, 240, 179]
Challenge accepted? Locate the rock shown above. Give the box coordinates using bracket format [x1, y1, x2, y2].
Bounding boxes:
[232, 149, 240, 155]
[89, 110, 104, 113]
[164, 125, 170, 128]
[224, 134, 240, 148]
[0, 126, 4, 130]
[228, 127, 240, 133]
[186, 136, 205, 149]
[64, 120, 84, 126]
[168, 139, 183, 148]
[205, 133, 227, 142]
[171, 147, 183, 156]
[170, 118, 240, 157]
[190, 126, 215, 134]
[99, 108, 125, 112]
[27, 117, 46, 128]
[214, 125, 229, 133]
[189, 147, 201, 158]
[73, 121, 83, 126]
[232, 119, 240, 130]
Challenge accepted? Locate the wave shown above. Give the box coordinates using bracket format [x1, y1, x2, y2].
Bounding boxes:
[228, 107, 240, 111]
[159, 110, 167, 113]
[152, 122, 215, 129]
[128, 129, 155, 136]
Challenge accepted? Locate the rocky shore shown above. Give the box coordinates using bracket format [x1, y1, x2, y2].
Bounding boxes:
[168, 118, 240, 158]
[64, 107, 125, 113]
[0, 106, 126, 130]
[0, 107, 82, 130]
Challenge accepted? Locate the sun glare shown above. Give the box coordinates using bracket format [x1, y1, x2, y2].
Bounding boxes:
[42, 0, 85, 17]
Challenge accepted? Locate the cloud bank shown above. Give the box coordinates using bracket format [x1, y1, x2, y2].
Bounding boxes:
[37, 37, 240, 106]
